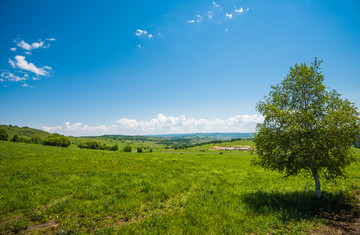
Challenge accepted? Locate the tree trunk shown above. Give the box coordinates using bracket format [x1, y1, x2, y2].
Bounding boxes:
[312, 170, 321, 199]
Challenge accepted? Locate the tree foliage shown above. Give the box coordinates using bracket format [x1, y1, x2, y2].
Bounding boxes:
[11, 134, 20, 142]
[0, 128, 9, 141]
[42, 134, 71, 147]
[78, 141, 118, 151]
[124, 145, 132, 152]
[253, 58, 360, 198]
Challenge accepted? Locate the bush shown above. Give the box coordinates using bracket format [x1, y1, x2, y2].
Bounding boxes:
[78, 141, 102, 150]
[31, 137, 42, 144]
[124, 145, 132, 152]
[78, 141, 119, 151]
[0, 128, 9, 141]
[42, 134, 71, 147]
[137, 147, 143, 153]
[109, 144, 119, 151]
[11, 134, 20, 142]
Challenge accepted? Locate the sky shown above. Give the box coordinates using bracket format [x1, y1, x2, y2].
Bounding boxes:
[0, 0, 359, 136]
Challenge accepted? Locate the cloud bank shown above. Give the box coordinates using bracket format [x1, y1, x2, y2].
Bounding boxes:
[42, 114, 264, 136]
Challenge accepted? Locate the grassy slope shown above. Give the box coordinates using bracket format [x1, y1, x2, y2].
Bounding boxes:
[0, 125, 51, 139]
[0, 142, 359, 234]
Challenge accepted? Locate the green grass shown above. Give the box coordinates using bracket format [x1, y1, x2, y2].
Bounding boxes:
[1, 141, 359, 234]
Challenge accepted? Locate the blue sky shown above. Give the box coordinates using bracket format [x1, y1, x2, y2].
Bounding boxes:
[1, 0, 359, 136]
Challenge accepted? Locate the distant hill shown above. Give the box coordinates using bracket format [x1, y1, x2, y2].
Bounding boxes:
[0, 125, 51, 139]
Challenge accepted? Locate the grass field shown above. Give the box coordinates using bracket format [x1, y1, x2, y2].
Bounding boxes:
[1, 141, 360, 234]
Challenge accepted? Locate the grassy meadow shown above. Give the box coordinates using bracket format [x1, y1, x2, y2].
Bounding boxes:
[1, 141, 360, 234]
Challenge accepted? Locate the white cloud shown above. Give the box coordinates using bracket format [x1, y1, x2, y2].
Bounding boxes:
[226, 13, 233, 19]
[10, 47, 17, 51]
[212, 2, 220, 8]
[42, 122, 119, 136]
[148, 34, 153, 39]
[135, 29, 148, 37]
[225, 28, 229, 32]
[235, 7, 244, 13]
[208, 11, 213, 20]
[196, 14, 203, 23]
[12, 55, 50, 76]
[186, 20, 195, 23]
[246, 8, 249, 12]
[15, 39, 48, 51]
[137, 44, 142, 48]
[46, 38, 57, 41]
[42, 114, 264, 136]
[1, 71, 28, 82]
[8, 59, 16, 68]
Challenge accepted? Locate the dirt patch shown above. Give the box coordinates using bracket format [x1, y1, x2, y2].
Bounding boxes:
[25, 219, 59, 234]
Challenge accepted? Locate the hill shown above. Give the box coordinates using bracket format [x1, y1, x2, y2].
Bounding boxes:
[0, 125, 51, 139]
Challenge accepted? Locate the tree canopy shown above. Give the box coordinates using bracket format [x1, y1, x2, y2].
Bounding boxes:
[253, 58, 360, 198]
[0, 128, 8, 141]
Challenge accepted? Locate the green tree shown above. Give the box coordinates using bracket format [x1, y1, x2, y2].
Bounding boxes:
[137, 147, 143, 153]
[42, 134, 71, 147]
[0, 128, 9, 141]
[11, 134, 20, 142]
[124, 145, 132, 152]
[253, 58, 360, 198]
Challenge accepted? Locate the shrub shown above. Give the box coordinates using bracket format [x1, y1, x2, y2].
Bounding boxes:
[31, 137, 42, 144]
[124, 145, 132, 152]
[109, 144, 119, 151]
[11, 134, 20, 142]
[137, 147, 143, 153]
[42, 134, 71, 147]
[0, 128, 9, 141]
[78, 141, 102, 150]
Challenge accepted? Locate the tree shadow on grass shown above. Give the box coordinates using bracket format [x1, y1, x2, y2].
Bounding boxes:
[242, 190, 360, 233]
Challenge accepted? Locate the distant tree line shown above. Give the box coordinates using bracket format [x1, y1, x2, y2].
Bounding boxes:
[78, 141, 119, 151]
[0, 129, 71, 147]
[169, 138, 250, 150]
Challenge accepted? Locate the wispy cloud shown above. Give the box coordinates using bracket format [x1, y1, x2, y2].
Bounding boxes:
[10, 47, 17, 51]
[42, 114, 264, 136]
[208, 11, 213, 20]
[135, 29, 148, 37]
[226, 13, 233, 19]
[0, 71, 28, 82]
[14, 39, 50, 51]
[11, 55, 51, 76]
[212, 2, 220, 8]
[235, 7, 244, 13]
[186, 3, 249, 27]
[196, 14, 203, 23]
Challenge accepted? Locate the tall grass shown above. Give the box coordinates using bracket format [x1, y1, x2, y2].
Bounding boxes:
[1, 142, 359, 234]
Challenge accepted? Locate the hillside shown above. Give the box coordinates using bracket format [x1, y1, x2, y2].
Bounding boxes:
[0, 125, 51, 139]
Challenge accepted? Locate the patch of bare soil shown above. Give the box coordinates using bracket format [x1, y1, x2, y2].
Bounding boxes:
[25, 219, 59, 234]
